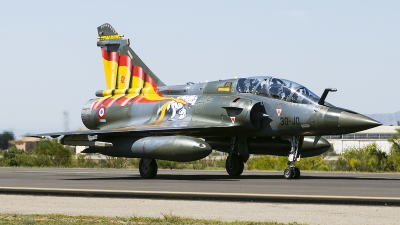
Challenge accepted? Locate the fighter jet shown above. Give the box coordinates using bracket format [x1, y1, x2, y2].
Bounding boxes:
[32, 23, 381, 179]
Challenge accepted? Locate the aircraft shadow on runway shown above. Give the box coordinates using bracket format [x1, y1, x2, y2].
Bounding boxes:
[61, 173, 400, 181]
[62, 174, 283, 181]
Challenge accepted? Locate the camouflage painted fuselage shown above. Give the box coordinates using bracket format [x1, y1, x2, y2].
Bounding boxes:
[33, 23, 380, 162]
[82, 76, 377, 138]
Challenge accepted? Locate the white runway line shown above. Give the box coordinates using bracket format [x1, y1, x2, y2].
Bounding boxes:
[0, 194, 399, 225]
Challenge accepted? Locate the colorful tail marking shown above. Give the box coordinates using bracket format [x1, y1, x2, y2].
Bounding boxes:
[101, 49, 119, 90]
[93, 23, 167, 110]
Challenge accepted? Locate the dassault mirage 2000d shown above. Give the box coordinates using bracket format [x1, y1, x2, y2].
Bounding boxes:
[32, 23, 381, 179]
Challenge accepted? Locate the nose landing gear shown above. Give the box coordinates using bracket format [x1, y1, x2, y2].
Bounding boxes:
[284, 136, 302, 179]
[284, 167, 300, 179]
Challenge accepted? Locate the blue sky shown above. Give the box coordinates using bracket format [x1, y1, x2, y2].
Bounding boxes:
[0, 1, 399, 137]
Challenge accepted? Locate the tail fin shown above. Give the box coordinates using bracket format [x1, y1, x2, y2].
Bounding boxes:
[96, 23, 165, 97]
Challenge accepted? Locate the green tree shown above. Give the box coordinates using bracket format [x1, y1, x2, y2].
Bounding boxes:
[297, 156, 329, 171]
[16, 153, 36, 167]
[334, 143, 388, 172]
[388, 128, 400, 171]
[247, 155, 288, 171]
[75, 153, 97, 168]
[33, 139, 73, 167]
[2, 146, 25, 166]
[388, 128, 400, 154]
[99, 156, 128, 169]
[365, 143, 388, 171]
[0, 131, 15, 150]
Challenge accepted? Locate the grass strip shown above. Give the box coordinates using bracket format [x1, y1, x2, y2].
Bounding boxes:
[0, 213, 305, 225]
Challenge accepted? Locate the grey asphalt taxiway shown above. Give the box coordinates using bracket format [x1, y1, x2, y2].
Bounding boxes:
[2, 168, 400, 224]
[1, 168, 400, 204]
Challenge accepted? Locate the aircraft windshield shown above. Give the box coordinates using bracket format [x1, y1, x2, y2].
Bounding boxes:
[290, 86, 321, 104]
[236, 78, 260, 93]
[238, 77, 321, 104]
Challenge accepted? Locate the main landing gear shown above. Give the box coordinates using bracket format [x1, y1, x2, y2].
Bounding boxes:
[139, 158, 158, 179]
[226, 154, 244, 176]
[284, 136, 302, 179]
[225, 137, 245, 176]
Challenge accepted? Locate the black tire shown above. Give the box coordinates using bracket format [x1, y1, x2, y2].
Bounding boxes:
[226, 154, 244, 176]
[284, 168, 293, 179]
[139, 159, 158, 179]
[293, 167, 300, 179]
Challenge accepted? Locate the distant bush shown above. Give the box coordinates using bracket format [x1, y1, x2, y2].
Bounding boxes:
[3, 139, 74, 168]
[247, 155, 287, 171]
[16, 153, 36, 167]
[2, 146, 25, 166]
[388, 128, 400, 154]
[389, 151, 400, 172]
[98, 156, 129, 169]
[32, 139, 74, 167]
[75, 154, 97, 168]
[247, 155, 329, 171]
[297, 156, 329, 171]
[332, 143, 390, 172]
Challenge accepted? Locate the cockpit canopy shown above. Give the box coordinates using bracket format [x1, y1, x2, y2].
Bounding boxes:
[236, 77, 321, 105]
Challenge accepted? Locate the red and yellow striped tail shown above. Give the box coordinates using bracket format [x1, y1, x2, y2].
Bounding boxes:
[101, 48, 119, 90]
[93, 23, 167, 110]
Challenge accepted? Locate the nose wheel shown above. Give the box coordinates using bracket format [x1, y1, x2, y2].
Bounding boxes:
[284, 167, 300, 179]
[284, 136, 302, 179]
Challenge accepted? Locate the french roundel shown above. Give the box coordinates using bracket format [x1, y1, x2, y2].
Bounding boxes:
[98, 106, 106, 119]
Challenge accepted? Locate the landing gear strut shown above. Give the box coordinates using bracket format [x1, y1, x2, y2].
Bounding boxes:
[284, 136, 302, 179]
[139, 158, 158, 179]
[225, 137, 244, 176]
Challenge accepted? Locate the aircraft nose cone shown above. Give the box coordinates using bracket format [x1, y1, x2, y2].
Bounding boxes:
[339, 112, 381, 133]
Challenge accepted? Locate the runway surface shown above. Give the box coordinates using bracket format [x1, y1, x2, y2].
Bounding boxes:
[1, 168, 400, 204]
[1, 194, 399, 225]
